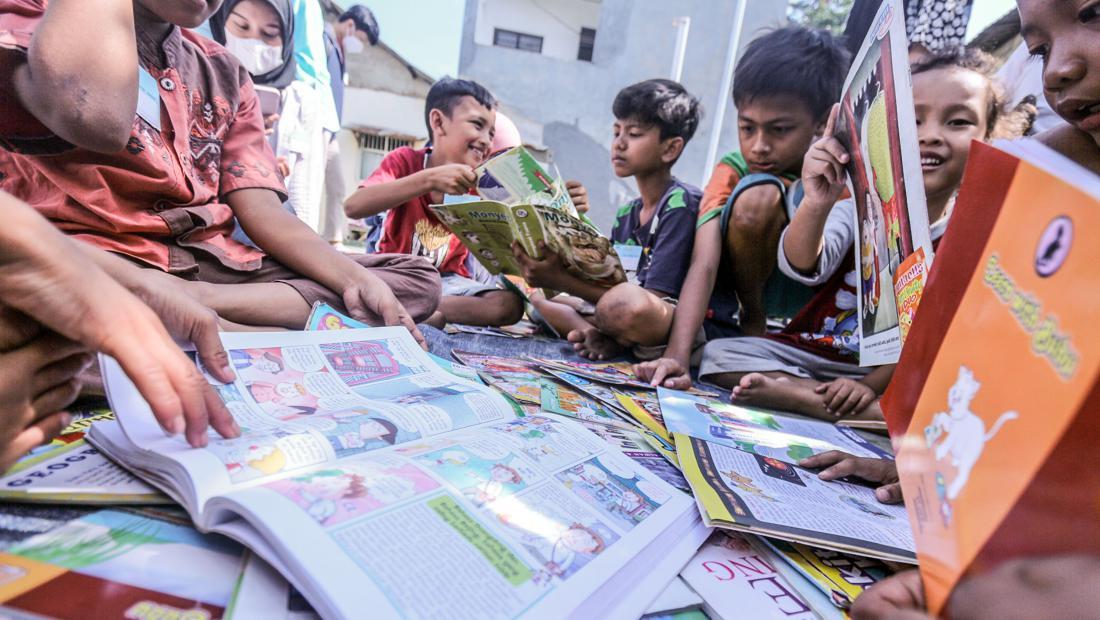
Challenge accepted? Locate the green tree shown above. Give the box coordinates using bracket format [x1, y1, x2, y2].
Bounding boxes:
[787, 0, 855, 35]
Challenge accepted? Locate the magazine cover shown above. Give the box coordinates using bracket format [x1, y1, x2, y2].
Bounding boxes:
[891, 141, 1100, 613]
[835, 0, 933, 366]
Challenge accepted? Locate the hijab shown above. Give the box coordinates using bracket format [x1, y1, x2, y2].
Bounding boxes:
[210, 0, 297, 89]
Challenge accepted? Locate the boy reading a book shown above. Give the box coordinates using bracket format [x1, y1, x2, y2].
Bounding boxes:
[699, 49, 1033, 422]
[0, 0, 439, 343]
[343, 78, 525, 328]
[513, 79, 701, 360]
[635, 28, 849, 387]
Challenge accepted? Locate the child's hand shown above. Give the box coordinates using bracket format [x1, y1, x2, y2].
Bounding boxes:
[342, 271, 427, 350]
[850, 570, 929, 620]
[815, 377, 877, 417]
[263, 113, 280, 136]
[798, 450, 902, 504]
[0, 313, 92, 471]
[566, 180, 590, 214]
[425, 164, 477, 196]
[512, 241, 565, 290]
[802, 104, 851, 208]
[634, 357, 692, 390]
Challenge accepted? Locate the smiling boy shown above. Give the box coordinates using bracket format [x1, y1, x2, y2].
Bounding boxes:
[344, 78, 524, 327]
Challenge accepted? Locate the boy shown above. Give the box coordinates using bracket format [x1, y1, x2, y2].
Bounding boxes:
[343, 78, 524, 327]
[0, 0, 439, 343]
[636, 27, 849, 388]
[513, 79, 701, 359]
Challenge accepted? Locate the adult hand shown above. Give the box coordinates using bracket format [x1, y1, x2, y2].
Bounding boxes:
[425, 164, 477, 196]
[799, 450, 902, 504]
[342, 270, 427, 350]
[512, 241, 565, 290]
[802, 104, 851, 208]
[0, 194, 239, 447]
[634, 357, 692, 390]
[0, 310, 90, 471]
[566, 180, 590, 214]
[850, 570, 930, 620]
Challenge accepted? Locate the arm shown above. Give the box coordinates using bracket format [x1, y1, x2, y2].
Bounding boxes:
[861, 364, 895, 392]
[783, 104, 851, 275]
[12, 0, 138, 152]
[344, 164, 476, 219]
[700, 163, 739, 217]
[634, 220, 721, 389]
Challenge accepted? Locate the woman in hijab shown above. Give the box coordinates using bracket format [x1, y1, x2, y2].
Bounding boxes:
[210, 0, 297, 90]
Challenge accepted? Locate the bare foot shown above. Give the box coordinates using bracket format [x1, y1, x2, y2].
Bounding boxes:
[731, 373, 832, 420]
[424, 311, 446, 330]
[566, 327, 623, 361]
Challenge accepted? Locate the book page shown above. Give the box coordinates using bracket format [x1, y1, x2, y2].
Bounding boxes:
[835, 0, 934, 366]
[428, 200, 542, 275]
[99, 328, 517, 505]
[678, 436, 914, 562]
[206, 415, 696, 619]
[536, 206, 626, 287]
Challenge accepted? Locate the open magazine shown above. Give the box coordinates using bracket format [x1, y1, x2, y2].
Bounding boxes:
[429, 146, 626, 287]
[835, 0, 934, 366]
[658, 389, 914, 562]
[89, 328, 706, 619]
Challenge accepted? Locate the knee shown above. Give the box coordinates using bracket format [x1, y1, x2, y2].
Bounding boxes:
[730, 185, 784, 236]
[392, 256, 442, 322]
[594, 284, 652, 342]
[485, 290, 525, 326]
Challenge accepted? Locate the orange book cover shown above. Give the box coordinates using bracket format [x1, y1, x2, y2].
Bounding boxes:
[887, 141, 1100, 613]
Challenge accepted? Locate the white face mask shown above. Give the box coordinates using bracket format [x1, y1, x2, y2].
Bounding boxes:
[343, 35, 365, 56]
[225, 33, 283, 76]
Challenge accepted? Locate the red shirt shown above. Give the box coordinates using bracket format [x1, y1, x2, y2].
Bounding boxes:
[0, 0, 285, 275]
[360, 146, 470, 277]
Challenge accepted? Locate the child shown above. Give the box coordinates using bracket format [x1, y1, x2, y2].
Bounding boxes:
[698, 48, 1033, 422]
[0, 190, 240, 452]
[0, 0, 439, 343]
[636, 27, 849, 388]
[343, 77, 525, 327]
[513, 79, 701, 359]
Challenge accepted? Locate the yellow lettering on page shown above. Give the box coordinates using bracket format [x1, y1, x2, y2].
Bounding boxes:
[896, 162, 1100, 614]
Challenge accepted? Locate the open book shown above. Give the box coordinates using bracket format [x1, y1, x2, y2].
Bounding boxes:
[836, 0, 934, 366]
[429, 146, 626, 287]
[658, 389, 915, 563]
[89, 328, 705, 619]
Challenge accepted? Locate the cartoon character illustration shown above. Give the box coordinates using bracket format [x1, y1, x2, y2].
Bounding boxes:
[230, 349, 285, 374]
[464, 463, 523, 505]
[248, 380, 308, 404]
[226, 443, 288, 478]
[327, 414, 401, 454]
[721, 470, 776, 502]
[924, 366, 1018, 502]
[295, 470, 369, 524]
[411, 219, 453, 268]
[321, 313, 349, 330]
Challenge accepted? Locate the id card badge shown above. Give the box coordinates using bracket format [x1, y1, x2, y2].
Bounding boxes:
[136, 67, 162, 128]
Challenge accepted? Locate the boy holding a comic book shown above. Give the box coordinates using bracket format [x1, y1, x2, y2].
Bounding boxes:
[513, 79, 702, 361]
[344, 78, 525, 328]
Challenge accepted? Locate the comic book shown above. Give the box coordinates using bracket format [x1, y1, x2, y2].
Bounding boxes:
[759, 537, 892, 609]
[881, 140, 1100, 613]
[835, 0, 934, 366]
[0, 510, 249, 618]
[538, 378, 639, 431]
[429, 146, 626, 288]
[678, 531, 839, 620]
[661, 391, 913, 562]
[0, 412, 167, 505]
[90, 328, 706, 619]
[575, 421, 689, 494]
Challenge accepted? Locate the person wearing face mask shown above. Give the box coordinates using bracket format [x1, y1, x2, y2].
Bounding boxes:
[319, 5, 380, 245]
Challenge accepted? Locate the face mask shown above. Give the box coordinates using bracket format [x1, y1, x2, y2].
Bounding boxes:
[343, 35, 365, 56]
[225, 33, 283, 76]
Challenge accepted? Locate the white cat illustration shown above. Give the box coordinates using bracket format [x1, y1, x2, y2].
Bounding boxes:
[925, 366, 1018, 501]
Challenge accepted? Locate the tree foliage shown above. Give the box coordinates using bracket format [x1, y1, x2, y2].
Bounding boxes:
[787, 0, 855, 35]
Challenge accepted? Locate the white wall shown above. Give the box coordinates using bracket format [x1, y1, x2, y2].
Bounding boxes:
[474, 0, 601, 62]
[342, 89, 430, 140]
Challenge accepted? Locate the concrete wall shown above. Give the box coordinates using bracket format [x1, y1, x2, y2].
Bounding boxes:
[473, 0, 601, 62]
[460, 0, 788, 233]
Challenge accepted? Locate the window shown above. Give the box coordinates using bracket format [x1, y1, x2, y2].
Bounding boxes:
[578, 27, 596, 62]
[493, 28, 543, 54]
[358, 133, 414, 180]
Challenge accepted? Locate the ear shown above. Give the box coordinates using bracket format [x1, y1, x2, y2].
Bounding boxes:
[660, 136, 685, 164]
[429, 108, 448, 139]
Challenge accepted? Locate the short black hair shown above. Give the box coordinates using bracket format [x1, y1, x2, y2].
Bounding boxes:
[612, 79, 701, 143]
[424, 77, 497, 137]
[733, 26, 849, 121]
[339, 5, 380, 46]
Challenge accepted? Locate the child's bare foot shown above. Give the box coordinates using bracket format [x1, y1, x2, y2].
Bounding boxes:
[424, 311, 446, 330]
[731, 373, 829, 419]
[567, 327, 623, 361]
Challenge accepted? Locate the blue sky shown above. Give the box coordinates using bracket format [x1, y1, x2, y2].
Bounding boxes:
[336, 0, 465, 79]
